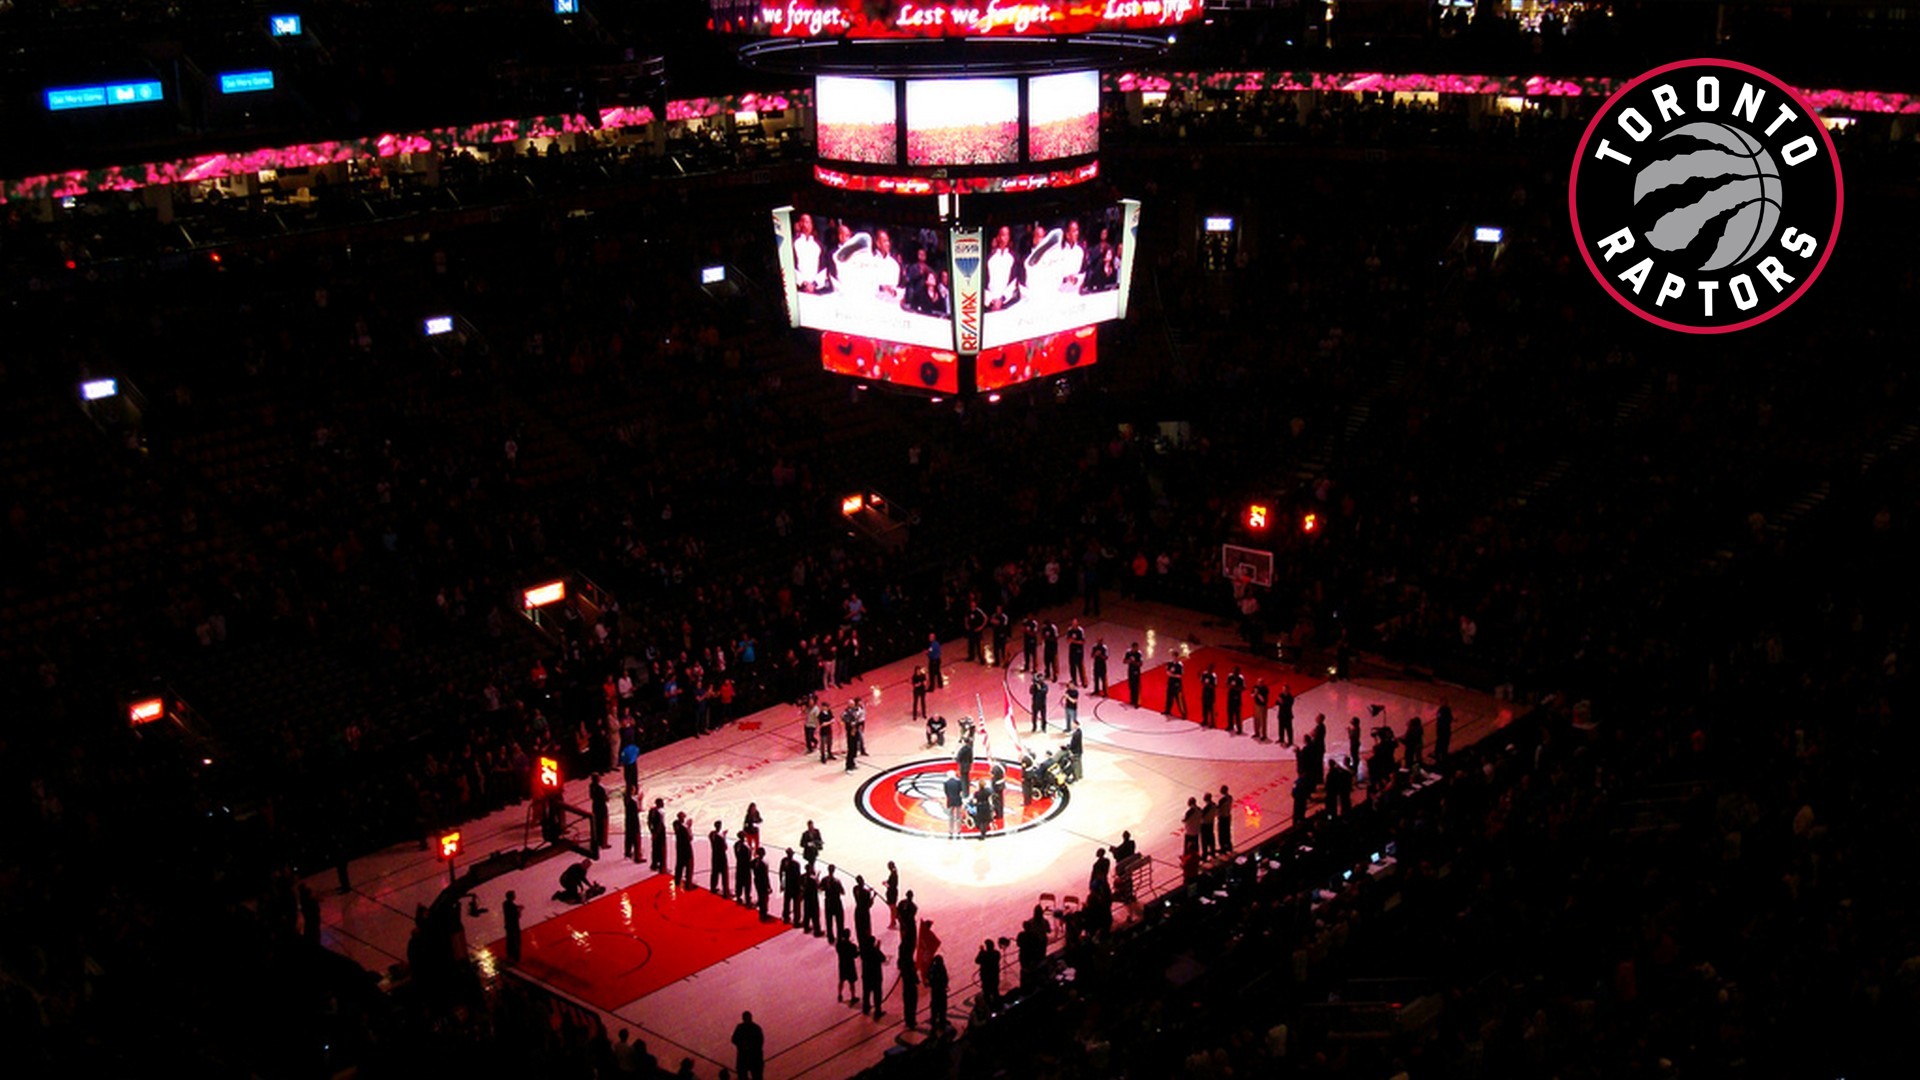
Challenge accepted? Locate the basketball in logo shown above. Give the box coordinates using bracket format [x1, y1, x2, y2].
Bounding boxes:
[855, 758, 1068, 838]
[1570, 59, 1842, 333]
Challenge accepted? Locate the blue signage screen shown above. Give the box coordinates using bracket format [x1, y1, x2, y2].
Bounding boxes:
[219, 71, 276, 94]
[46, 80, 164, 111]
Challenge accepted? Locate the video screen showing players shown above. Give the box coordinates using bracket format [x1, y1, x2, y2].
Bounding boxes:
[979, 204, 1128, 348]
[787, 212, 955, 351]
[820, 332, 960, 394]
[816, 76, 898, 165]
[1027, 71, 1099, 161]
[906, 77, 1019, 166]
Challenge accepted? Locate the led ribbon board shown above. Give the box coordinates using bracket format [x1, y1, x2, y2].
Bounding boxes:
[724, 0, 1202, 38]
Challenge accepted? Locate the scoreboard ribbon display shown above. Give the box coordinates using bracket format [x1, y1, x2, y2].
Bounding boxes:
[715, 0, 1202, 39]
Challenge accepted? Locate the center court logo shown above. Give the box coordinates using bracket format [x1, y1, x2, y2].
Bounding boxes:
[855, 758, 1067, 837]
[1570, 59, 1842, 333]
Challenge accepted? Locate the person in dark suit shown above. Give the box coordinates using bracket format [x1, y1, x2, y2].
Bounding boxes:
[1434, 701, 1454, 763]
[822, 865, 847, 941]
[990, 606, 1011, 667]
[752, 848, 772, 919]
[648, 799, 669, 872]
[1216, 784, 1234, 853]
[502, 890, 522, 964]
[927, 954, 951, 1030]
[589, 775, 611, 851]
[852, 875, 875, 946]
[622, 788, 642, 864]
[673, 813, 696, 888]
[975, 939, 1001, 1014]
[1225, 667, 1246, 734]
[1091, 638, 1109, 693]
[1199, 664, 1218, 728]
[733, 834, 753, 904]
[731, 1010, 765, 1080]
[1163, 656, 1187, 718]
[801, 820, 824, 865]
[708, 822, 730, 895]
[1029, 674, 1049, 733]
[1021, 617, 1039, 673]
[802, 862, 823, 935]
[1066, 619, 1087, 686]
[955, 736, 975, 792]
[836, 928, 860, 1003]
[900, 951, 921, 1029]
[779, 848, 801, 923]
[1042, 620, 1060, 680]
[860, 935, 888, 1016]
[1125, 643, 1144, 705]
[1068, 723, 1085, 781]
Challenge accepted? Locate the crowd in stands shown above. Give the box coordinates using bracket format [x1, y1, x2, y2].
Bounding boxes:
[2, 65, 1917, 1079]
[1028, 115, 1101, 162]
[907, 122, 1022, 167]
[818, 121, 899, 165]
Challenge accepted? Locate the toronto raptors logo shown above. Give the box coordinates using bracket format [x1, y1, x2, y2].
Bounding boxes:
[855, 759, 1068, 838]
[1570, 59, 1842, 333]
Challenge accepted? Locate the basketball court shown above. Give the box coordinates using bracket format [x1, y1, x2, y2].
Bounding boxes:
[311, 597, 1509, 1078]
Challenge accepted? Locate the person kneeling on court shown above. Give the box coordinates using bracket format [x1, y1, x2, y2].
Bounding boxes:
[926, 714, 947, 747]
[553, 858, 604, 904]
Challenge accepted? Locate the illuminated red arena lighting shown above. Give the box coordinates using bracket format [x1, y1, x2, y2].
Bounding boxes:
[128, 697, 165, 725]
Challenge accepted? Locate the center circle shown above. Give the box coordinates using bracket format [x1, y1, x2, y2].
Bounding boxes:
[855, 758, 1070, 838]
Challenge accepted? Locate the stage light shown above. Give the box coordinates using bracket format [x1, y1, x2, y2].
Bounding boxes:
[1246, 503, 1269, 530]
[1302, 512, 1319, 534]
[537, 756, 562, 792]
[423, 316, 454, 336]
[1474, 226, 1504, 244]
[128, 697, 165, 725]
[438, 831, 462, 860]
[841, 494, 865, 515]
[523, 581, 566, 608]
[701, 265, 726, 285]
[81, 378, 119, 401]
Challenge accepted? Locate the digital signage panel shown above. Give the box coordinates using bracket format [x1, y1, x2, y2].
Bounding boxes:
[816, 76, 899, 165]
[1028, 71, 1100, 161]
[776, 208, 955, 351]
[713, 0, 1203, 39]
[219, 71, 276, 94]
[45, 80, 164, 112]
[906, 77, 1018, 167]
[978, 201, 1138, 349]
[976, 325, 1099, 391]
[821, 332, 961, 394]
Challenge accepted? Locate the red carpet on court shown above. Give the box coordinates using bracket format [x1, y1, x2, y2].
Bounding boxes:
[492, 874, 789, 1010]
[1095, 646, 1325, 724]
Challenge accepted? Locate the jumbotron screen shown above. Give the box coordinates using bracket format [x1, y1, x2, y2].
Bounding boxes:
[977, 325, 1098, 391]
[907, 77, 1019, 166]
[1027, 71, 1100, 161]
[816, 75, 898, 165]
[821, 331, 961, 393]
[979, 200, 1139, 349]
[773, 208, 956, 350]
[711, 0, 1202, 38]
